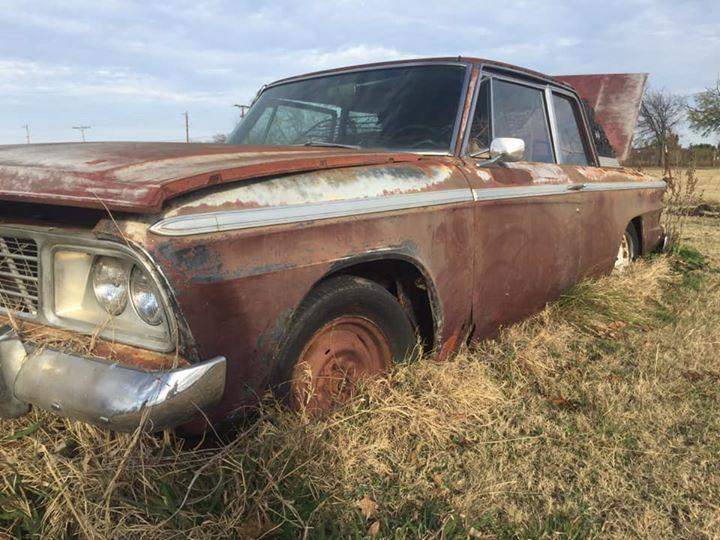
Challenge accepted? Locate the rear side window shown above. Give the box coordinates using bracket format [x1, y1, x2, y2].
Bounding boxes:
[492, 79, 554, 163]
[552, 94, 590, 165]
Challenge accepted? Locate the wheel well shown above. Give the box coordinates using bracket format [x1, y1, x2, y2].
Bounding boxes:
[630, 216, 643, 254]
[321, 258, 436, 351]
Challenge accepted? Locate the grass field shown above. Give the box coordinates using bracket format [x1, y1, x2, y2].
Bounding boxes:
[640, 166, 720, 204]
[2, 175, 720, 538]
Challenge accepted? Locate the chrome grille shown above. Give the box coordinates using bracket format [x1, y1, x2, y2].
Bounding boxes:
[0, 236, 40, 315]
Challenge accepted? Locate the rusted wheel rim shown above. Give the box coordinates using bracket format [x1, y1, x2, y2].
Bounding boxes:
[291, 316, 392, 413]
[614, 232, 631, 272]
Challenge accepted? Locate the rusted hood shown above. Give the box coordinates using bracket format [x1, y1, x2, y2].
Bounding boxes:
[554, 73, 648, 161]
[0, 142, 421, 213]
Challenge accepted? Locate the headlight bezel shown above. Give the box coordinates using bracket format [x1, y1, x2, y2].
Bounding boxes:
[0, 224, 179, 354]
[46, 242, 175, 352]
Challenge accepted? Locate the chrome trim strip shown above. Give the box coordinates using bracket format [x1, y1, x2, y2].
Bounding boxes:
[265, 60, 471, 89]
[545, 86, 560, 163]
[471, 180, 666, 202]
[473, 184, 569, 201]
[582, 181, 666, 192]
[152, 180, 665, 237]
[598, 156, 621, 167]
[151, 189, 475, 237]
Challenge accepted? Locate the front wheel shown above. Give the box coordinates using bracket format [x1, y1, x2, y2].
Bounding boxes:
[614, 223, 639, 272]
[276, 275, 417, 413]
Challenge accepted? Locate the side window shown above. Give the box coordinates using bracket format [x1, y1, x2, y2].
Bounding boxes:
[468, 78, 491, 156]
[492, 79, 554, 163]
[552, 93, 590, 166]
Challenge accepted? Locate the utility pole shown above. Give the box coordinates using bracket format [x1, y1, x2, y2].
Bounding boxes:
[72, 125, 91, 142]
[233, 104, 250, 118]
[183, 112, 190, 143]
[22, 124, 30, 144]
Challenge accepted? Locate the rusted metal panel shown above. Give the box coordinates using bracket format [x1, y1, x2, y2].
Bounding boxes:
[115, 160, 476, 428]
[554, 74, 648, 161]
[0, 143, 421, 213]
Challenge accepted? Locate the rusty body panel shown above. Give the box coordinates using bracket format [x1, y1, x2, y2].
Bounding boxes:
[130, 160, 475, 425]
[459, 160, 662, 337]
[554, 73, 648, 161]
[0, 143, 420, 213]
[0, 57, 665, 433]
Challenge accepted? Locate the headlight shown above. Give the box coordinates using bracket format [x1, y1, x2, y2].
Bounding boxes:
[52, 248, 174, 351]
[92, 256, 129, 316]
[130, 265, 163, 326]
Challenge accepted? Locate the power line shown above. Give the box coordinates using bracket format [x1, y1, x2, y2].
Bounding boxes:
[72, 125, 91, 142]
[183, 112, 190, 143]
[22, 124, 30, 144]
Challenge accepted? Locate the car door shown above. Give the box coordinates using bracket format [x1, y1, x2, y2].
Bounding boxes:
[548, 89, 621, 277]
[458, 74, 583, 338]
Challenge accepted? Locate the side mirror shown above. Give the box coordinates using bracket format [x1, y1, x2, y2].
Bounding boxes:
[489, 137, 525, 162]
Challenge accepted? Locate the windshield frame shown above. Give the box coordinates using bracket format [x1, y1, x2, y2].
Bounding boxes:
[232, 61, 473, 156]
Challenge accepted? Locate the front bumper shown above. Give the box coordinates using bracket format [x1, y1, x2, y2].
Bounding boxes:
[0, 325, 226, 432]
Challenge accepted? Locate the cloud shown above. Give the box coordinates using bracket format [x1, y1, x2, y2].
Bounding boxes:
[0, 0, 718, 144]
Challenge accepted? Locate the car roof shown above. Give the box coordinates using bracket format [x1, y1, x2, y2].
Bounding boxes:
[267, 57, 574, 91]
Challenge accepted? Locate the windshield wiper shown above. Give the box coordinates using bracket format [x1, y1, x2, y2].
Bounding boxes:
[298, 141, 361, 149]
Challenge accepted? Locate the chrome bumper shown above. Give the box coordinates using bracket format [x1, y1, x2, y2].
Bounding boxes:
[0, 325, 226, 432]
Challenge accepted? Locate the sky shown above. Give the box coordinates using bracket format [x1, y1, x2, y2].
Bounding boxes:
[1, 0, 718, 146]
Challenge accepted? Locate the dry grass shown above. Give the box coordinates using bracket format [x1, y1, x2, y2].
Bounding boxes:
[2, 238, 719, 538]
[3, 175, 720, 538]
[641, 166, 720, 204]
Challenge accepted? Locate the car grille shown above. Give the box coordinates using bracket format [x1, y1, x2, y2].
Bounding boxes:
[0, 236, 40, 315]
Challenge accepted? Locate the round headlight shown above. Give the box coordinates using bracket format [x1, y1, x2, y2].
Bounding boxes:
[130, 266, 163, 326]
[92, 256, 129, 315]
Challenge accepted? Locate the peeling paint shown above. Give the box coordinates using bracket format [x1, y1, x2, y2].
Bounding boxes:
[164, 164, 456, 217]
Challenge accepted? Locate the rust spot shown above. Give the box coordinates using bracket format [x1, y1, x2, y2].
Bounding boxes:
[1, 316, 189, 371]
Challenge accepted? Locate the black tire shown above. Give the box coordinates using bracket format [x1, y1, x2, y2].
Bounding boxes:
[625, 223, 640, 260]
[273, 275, 417, 400]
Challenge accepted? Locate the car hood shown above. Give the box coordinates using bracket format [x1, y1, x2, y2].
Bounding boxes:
[0, 142, 421, 213]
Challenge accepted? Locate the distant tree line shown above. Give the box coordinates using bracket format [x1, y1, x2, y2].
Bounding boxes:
[626, 78, 720, 168]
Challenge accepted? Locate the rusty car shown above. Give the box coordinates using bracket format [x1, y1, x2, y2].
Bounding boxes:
[0, 58, 665, 433]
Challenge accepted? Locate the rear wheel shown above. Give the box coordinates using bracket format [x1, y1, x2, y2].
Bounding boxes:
[277, 275, 417, 413]
[614, 223, 639, 272]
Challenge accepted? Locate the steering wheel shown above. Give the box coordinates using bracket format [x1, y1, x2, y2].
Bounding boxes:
[290, 118, 335, 144]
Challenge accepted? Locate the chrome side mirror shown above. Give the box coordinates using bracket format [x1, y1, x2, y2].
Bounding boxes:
[489, 137, 525, 162]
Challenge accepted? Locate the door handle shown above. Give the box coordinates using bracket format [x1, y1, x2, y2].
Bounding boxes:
[567, 183, 586, 191]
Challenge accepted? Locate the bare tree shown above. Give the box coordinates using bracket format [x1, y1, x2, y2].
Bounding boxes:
[688, 77, 720, 139]
[637, 89, 686, 167]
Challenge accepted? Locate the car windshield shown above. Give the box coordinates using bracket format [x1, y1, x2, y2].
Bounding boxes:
[227, 65, 466, 153]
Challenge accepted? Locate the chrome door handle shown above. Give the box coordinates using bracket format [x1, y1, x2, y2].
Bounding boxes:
[567, 183, 586, 191]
